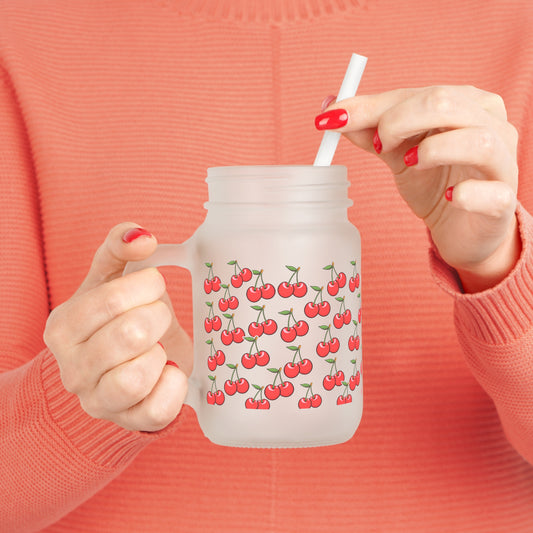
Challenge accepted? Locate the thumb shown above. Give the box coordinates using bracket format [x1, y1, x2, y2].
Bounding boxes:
[77, 223, 158, 294]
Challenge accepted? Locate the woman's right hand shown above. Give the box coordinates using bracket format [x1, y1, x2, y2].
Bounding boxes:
[43, 223, 191, 432]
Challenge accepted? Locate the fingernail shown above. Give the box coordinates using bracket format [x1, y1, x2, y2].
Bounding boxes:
[320, 94, 337, 112]
[122, 227, 152, 243]
[157, 341, 165, 350]
[165, 360, 179, 369]
[315, 108, 349, 130]
[445, 186, 454, 201]
[373, 129, 382, 154]
[404, 146, 418, 166]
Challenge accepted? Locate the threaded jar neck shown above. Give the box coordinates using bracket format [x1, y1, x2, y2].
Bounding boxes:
[205, 166, 353, 210]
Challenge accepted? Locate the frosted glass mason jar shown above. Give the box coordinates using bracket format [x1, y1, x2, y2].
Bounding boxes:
[127, 166, 362, 448]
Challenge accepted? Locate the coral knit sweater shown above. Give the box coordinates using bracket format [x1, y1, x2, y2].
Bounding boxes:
[1, 1, 533, 531]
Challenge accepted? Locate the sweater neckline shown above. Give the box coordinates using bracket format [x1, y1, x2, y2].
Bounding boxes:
[167, 0, 367, 22]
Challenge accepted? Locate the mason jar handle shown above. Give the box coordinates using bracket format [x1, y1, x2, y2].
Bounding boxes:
[123, 241, 201, 411]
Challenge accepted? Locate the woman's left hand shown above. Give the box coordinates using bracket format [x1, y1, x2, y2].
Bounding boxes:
[316, 85, 521, 292]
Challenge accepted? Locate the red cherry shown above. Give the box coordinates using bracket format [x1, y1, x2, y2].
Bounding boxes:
[211, 277, 222, 292]
[355, 371, 361, 386]
[215, 350, 225, 365]
[204, 279, 213, 293]
[255, 350, 270, 366]
[292, 281, 307, 298]
[207, 356, 217, 371]
[236, 378, 249, 394]
[345, 394, 353, 403]
[348, 336, 357, 351]
[241, 353, 257, 369]
[247, 287, 262, 302]
[323, 375, 336, 391]
[337, 395, 346, 405]
[265, 384, 281, 400]
[224, 380, 237, 395]
[355, 336, 360, 350]
[284, 362, 300, 378]
[304, 302, 319, 318]
[298, 359, 313, 375]
[228, 296, 239, 310]
[335, 370, 345, 386]
[327, 281, 339, 296]
[245, 398, 258, 409]
[311, 394, 322, 408]
[211, 316, 222, 331]
[350, 274, 360, 291]
[329, 338, 340, 353]
[261, 284, 276, 299]
[298, 397, 312, 409]
[232, 328, 245, 343]
[333, 313, 344, 329]
[358, 308, 362, 323]
[206, 391, 216, 405]
[215, 391, 225, 405]
[292, 282, 308, 298]
[204, 318, 213, 333]
[278, 281, 294, 298]
[218, 299, 230, 312]
[279, 381, 294, 397]
[349, 375, 357, 390]
[281, 327, 297, 342]
[257, 399, 271, 410]
[221, 330, 233, 345]
[343, 309, 352, 324]
[262, 319, 277, 335]
[240, 268, 252, 282]
[231, 274, 244, 288]
[294, 320, 309, 337]
[248, 321, 264, 337]
[337, 272, 347, 288]
[318, 301, 331, 316]
[316, 341, 330, 357]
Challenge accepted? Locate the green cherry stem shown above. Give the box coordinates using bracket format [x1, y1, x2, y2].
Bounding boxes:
[208, 375, 218, 393]
[252, 384, 264, 401]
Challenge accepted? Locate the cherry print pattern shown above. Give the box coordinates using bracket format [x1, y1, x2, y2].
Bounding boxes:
[202, 260, 362, 409]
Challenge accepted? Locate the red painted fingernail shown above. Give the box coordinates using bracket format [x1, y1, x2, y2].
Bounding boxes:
[315, 108, 349, 130]
[157, 341, 165, 350]
[445, 186, 454, 201]
[373, 129, 382, 154]
[122, 227, 152, 243]
[320, 94, 337, 112]
[165, 360, 179, 369]
[404, 146, 418, 166]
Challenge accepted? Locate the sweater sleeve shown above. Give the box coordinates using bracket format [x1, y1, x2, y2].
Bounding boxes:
[0, 66, 176, 532]
[430, 203, 533, 465]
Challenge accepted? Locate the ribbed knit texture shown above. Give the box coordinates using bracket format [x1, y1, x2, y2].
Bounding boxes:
[1, 1, 533, 531]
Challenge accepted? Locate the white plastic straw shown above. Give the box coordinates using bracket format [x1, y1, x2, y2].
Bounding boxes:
[313, 53, 367, 166]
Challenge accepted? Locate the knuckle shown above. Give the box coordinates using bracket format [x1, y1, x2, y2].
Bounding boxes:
[59, 365, 84, 395]
[426, 86, 454, 115]
[43, 307, 66, 348]
[116, 317, 151, 351]
[488, 92, 507, 117]
[474, 128, 497, 155]
[102, 288, 127, 320]
[154, 299, 173, 327]
[144, 400, 176, 431]
[495, 184, 516, 212]
[115, 364, 151, 403]
[79, 395, 106, 420]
